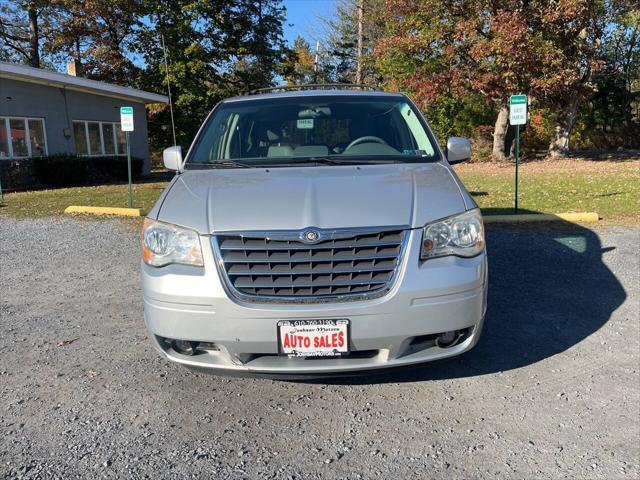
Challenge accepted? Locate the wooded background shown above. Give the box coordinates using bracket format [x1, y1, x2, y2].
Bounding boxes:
[1, 0, 638, 161]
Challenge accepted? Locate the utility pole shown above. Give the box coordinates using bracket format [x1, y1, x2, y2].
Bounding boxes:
[356, 0, 364, 84]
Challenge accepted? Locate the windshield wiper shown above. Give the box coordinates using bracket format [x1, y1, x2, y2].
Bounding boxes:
[213, 160, 254, 168]
[188, 160, 252, 169]
[309, 157, 399, 165]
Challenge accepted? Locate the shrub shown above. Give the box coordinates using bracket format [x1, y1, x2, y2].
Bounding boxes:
[91, 155, 144, 182]
[0, 158, 36, 190]
[33, 154, 90, 186]
[469, 125, 494, 162]
[5, 154, 145, 190]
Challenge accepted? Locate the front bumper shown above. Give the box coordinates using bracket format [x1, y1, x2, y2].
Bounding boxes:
[142, 229, 488, 375]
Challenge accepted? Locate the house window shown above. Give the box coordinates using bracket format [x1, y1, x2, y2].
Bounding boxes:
[116, 127, 127, 155]
[28, 119, 47, 156]
[9, 119, 28, 156]
[73, 120, 126, 156]
[0, 121, 9, 158]
[102, 123, 115, 154]
[0, 117, 48, 158]
[73, 122, 88, 155]
[87, 122, 101, 154]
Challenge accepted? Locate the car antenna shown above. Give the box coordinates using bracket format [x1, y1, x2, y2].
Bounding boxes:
[161, 33, 177, 147]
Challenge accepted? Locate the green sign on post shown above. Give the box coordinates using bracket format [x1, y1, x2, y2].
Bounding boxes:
[509, 95, 527, 213]
[120, 106, 134, 208]
[509, 95, 527, 125]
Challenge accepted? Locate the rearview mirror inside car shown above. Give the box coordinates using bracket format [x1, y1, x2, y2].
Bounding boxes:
[446, 137, 471, 164]
[163, 146, 183, 171]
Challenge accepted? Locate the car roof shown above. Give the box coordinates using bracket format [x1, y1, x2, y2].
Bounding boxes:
[223, 89, 407, 104]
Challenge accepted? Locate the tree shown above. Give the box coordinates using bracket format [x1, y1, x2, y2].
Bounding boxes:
[223, 0, 288, 91]
[136, 0, 287, 150]
[535, 0, 608, 156]
[375, 1, 622, 160]
[376, 1, 556, 160]
[0, 0, 54, 67]
[280, 36, 316, 85]
[45, 0, 142, 84]
[570, 4, 640, 149]
[320, 0, 385, 84]
[604, 6, 640, 147]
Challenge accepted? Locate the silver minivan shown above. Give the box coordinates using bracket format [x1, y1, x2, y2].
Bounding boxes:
[141, 85, 487, 376]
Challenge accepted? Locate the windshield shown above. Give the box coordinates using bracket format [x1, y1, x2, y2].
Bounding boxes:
[186, 95, 440, 167]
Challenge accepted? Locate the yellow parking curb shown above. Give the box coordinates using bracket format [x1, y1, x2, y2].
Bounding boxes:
[484, 212, 599, 223]
[64, 205, 142, 217]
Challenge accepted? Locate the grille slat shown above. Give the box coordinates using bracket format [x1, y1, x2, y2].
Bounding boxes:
[219, 237, 404, 251]
[227, 262, 397, 276]
[213, 229, 406, 300]
[222, 250, 401, 263]
[234, 276, 391, 289]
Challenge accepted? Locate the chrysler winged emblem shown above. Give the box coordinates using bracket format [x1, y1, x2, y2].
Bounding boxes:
[300, 229, 321, 244]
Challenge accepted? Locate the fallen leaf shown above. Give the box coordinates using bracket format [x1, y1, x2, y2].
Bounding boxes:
[57, 337, 80, 347]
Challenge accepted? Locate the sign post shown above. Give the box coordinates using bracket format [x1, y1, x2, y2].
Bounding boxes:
[120, 106, 134, 208]
[509, 95, 527, 214]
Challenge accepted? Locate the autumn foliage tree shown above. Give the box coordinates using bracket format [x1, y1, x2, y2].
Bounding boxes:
[46, 0, 142, 84]
[279, 36, 316, 85]
[534, 0, 608, 156]
[375, 0, 561, 160]
[462, 7, 560, 160]
[375, 0, 637, 158]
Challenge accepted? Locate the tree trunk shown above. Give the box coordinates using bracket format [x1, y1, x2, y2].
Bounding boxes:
[355, 0, 364, 84]
[492, 103, 509, 161]
[27, 4, 40, 68]
[549, 91, 580, 157]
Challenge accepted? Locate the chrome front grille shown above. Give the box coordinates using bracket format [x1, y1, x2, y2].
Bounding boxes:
[212, 228, 407, 302]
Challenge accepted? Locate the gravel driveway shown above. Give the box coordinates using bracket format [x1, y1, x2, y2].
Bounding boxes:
[1, 217, 638, 479]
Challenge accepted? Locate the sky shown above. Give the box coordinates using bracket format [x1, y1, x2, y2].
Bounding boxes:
[282, 0, 339, 46]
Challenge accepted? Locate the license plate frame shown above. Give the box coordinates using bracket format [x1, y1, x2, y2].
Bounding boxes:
[277, 319, 350, 357]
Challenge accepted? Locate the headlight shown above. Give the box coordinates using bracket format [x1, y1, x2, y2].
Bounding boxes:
[421, 209, 484, 260]
[142, 218, 203, 267]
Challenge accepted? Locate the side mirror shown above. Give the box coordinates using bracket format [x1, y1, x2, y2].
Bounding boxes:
[163, 146, 183, 171]
[446, 137, 471, 164]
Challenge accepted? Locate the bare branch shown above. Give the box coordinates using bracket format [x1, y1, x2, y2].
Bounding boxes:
[3, 39, 30, 59]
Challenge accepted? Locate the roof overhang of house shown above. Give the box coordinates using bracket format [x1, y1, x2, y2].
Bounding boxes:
[0, 61, 168, 105]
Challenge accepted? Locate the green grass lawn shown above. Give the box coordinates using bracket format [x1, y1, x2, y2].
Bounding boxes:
[0, 181, 167, 219]
[1, 159, 638, 224]
[455, 160, 639, 224]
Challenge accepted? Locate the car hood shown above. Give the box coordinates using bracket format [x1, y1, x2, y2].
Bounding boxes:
[155, 163, 468, 234]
